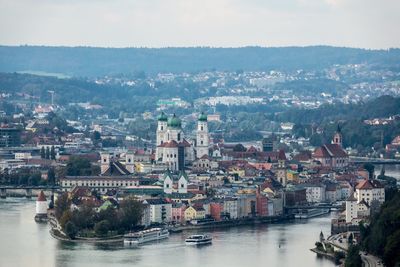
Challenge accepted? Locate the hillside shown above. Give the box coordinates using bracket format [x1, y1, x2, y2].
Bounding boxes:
[1, 46, 400, 77]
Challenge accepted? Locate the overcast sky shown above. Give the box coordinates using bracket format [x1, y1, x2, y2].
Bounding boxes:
[0, 0, 399, 49]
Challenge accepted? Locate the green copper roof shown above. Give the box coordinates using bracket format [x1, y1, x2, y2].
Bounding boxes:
[157, 112, 168, 121]
[198, 112, 207, 121]
[167, 114, 181, 128]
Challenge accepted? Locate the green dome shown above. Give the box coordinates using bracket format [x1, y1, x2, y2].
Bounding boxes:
[198, 112, 207, 121]
[167, 114, 181, 128]
[157, 112, 168, 121]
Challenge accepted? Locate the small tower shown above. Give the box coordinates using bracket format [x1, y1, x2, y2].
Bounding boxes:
[178, 171, 188, 193]
[319, 231, 325, 243]
[277, 150, 287, 186]
[100, 152, 111, 175]
[163, 170, 173, 194]
[332, 125, 343, 147]
[196, 112, 209, 159]
[125, 151, 135, 174]
[35, 190, 48, 222]
[156, 112, 168, 161]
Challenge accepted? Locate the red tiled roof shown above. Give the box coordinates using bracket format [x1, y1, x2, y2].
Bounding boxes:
[355, 180, 374, 190]
[313, 144, 347, 158]
[37, 190, 46, 201]
[159, 140, 179, 148]
[278, 149, 286, 160]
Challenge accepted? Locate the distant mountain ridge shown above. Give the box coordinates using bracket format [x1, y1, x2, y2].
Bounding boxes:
[0, 45, 399, 77]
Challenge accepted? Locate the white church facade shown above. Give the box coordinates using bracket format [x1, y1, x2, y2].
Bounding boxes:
[155, 112, 209, 171]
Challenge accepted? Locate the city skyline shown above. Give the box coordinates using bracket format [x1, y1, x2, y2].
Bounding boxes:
[0, 0, 399, 49]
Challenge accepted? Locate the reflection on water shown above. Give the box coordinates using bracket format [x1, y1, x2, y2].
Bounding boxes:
[0, 199, 336, 267]
[375, 164, 400, 180]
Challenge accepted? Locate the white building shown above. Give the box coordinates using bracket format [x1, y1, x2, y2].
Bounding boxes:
[162, 171, 188, 194]
[143, 198, 172, 224]
[155, 112, 209, 171]
[223, 197, 238, 219]
[354, 179, 385, 206]
[304, 184, 326, 203]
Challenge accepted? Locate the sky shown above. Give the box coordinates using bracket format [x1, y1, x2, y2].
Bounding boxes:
[0, 0, 399, 49]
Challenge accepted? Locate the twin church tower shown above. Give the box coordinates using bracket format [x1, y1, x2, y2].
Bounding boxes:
[155, 112, 209, 171]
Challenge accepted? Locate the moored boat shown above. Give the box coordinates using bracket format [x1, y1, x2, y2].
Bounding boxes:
[185, 234, 212, 246]
[124, 228, 169, 246]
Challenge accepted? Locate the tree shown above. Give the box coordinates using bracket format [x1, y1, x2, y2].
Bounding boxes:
[363, 163, 375, 180]
[55, 193, 71, 220]
[66, 156, 93, 176]
[45, 147, 50, 160]
[65, 221, 78, 239]
[233, 144, 246, 152]
[40, 146, 45, 159]
[47, 168, 56, 185]
[94, 220, 110, 236]
[118, 197, 144, 231]
[50, 145, 56, 160]
[345, 245, 362, 267]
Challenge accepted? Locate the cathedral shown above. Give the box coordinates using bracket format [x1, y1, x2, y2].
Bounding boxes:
[155, 112, 209, 171]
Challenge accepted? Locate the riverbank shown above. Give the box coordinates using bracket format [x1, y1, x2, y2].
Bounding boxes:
[50, 228, 124, 243]
[49, 214, 294, 243]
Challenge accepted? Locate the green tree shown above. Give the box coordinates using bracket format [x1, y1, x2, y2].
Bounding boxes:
[65, 221, 78, 239]
[45, 147, 50, 160]
[345, 245, 362, 267]
[94, 220, 110, 236]
[47, 168, 56, 185]
[55, 193, 71, 220]
[118, 197, 144, 231]
[363, 163, 375, 180]
[66, 156, 93, 176]
[40, 146, 45, 159]
[50, 145, 56, 160]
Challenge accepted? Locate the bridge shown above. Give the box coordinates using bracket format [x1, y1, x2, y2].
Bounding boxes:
[285, 204, 344, 210]
[349, 157, 400, 165]
[0, 185, 61, 198]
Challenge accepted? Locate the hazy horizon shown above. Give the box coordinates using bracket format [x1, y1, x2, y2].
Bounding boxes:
[1, 0, 399, 50]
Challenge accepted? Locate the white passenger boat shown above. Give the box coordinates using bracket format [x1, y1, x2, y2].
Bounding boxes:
[124, 228, 169, 246]
[294, 208, 330, 219]
[185, 234, 212, 246]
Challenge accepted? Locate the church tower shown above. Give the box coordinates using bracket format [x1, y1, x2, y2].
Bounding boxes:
[156, 112, 168, 160]
[196, 112, 209, 158]
[332, 125, 343, 147]
[100, 152, 111, 175]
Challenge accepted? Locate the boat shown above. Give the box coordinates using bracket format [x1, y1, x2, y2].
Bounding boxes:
[124, 228, 169, 246]
[185, 234, 212, 246]
[294, 208, 330, 219]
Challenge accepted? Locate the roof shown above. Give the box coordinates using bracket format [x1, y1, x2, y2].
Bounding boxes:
[37, 190, 46, 201]
[167, 114, 181, 128]
[278, 150, 286, 160]
[157, 112, 168, 121]
[102, 160, 131, 176]
[158, 140, 179, 148]
[143, 198, 170, 205]
[198, 112, 207, 122]
[355, 179, 374, 190]
[313, 144, 347, 158]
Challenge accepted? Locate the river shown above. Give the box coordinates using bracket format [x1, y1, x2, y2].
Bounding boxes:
[0, 199, 335, 267]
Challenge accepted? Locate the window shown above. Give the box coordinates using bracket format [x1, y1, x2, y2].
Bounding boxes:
[161, 126, 163, 130]
[181, 184, 184, 188]
[177, 133, 181, 141]
[201, 126, 203, 131]
[104, 158, 107, 162]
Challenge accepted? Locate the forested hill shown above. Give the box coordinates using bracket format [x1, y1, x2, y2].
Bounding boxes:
[0, 46, 400, 77]
[274, 95, 400, 124]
